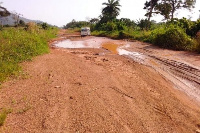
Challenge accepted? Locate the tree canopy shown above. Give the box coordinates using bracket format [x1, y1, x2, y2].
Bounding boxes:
[100, 0, 121, 23]
[144, 0, 196, 21]
[144, 0, 159, 21]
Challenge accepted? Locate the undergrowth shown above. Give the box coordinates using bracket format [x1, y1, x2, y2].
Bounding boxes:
[0, 27, 58, 83]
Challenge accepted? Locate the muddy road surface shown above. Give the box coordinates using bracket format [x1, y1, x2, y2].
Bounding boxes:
[0, 30, 200, 133]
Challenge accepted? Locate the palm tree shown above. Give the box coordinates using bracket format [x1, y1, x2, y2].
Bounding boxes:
[102, 0, 121, 20]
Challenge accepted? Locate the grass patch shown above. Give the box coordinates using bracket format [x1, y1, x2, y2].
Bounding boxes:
[0, 109, 12, 126]
[0, 112, 7, 126]
[0, 27, 58, 83]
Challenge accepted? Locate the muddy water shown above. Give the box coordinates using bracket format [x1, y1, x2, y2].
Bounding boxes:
[54, 39, 102, 48]
[102, 43, 123, 54]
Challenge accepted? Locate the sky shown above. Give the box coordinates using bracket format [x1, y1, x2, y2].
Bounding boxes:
[1, 0, 200, 27]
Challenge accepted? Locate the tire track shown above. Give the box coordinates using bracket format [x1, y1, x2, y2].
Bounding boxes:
[149, 55, 200, 86]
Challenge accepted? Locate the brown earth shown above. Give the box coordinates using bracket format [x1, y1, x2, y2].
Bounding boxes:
[0, 29, 200, 133]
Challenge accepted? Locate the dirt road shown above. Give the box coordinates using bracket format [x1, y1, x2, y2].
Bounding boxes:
[0, 30, 200, 133]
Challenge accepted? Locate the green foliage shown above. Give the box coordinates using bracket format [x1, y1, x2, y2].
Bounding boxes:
[145, 0, 196, 21]
[101, 0, 121, 22]
[119, 18, 136, 28]
[92, 30, 119, 39]
[148, 25, 196, 50]
[0, 27, 58, 83]
[94, 19, 129, 31]
[100, 21, 117, 31]
[41, 23, 49, 30]
[63, 19, 90, 29]
[24, 22, 39, 33]
[196, 32, 200, 53]
[91, 16, 199, 53]
[19, 20, 26, 27]
[166, 18, 200, 37]
[190, 19, 200, 37]
[137, 19, 152, 30]
[144, 0, 159, 21]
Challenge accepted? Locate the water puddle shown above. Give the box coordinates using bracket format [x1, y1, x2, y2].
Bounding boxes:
[117, 48, 145, 64]
[54, 39, 145, 64]
[54, 39, 101, 49]
[102, 43, 122, 54]
[102, 42, 145, 64]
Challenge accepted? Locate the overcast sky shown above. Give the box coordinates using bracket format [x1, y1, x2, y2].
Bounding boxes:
[1, 0, 200, 27]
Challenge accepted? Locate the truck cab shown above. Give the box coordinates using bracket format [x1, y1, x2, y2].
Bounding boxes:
[81, 27, 91, 36]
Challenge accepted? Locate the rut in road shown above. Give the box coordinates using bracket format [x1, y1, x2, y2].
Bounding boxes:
[150, 55, 200, 86]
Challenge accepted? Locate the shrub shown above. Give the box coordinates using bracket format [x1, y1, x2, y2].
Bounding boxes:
[41, 23, 49, 30]
[25, 22, 39, 33]
[196, 32, 200, 53]
[100, 21, 117, 31]
[118, 31, 130, 39]
[150, 25, 195, 50]
[190, 19, 200, 37]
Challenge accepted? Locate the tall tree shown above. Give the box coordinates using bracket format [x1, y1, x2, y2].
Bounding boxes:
[101, 0, 121, 22]
[156, 0, 172, 20]
[156, 0, 196, 20]
[144, 0, 160, 21]
[90, 18, 99, 24]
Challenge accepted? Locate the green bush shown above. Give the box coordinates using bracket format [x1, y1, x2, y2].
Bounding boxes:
[196, 32, 200, 53]
[63, 20, 90, 29]
[41, 23, 49, 30]
[100, 21, 117, 31]
[190, 19, 200, 37]
[149, 25, 195, 50]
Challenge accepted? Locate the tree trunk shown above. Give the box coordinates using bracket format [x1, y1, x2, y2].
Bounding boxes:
[148, 0, 153, 22]
[171, 0, 175, 20]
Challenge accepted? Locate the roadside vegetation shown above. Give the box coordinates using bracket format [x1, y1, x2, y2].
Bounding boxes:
[0, 108, 12, 126]
[63, 0, 200, 53]
[0, 17, 58, 84]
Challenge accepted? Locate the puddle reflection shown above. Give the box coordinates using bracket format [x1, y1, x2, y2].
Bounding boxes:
[54, 39, 101, 48]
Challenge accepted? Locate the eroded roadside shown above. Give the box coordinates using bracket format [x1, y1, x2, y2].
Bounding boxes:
[0, 30, 200, 133]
